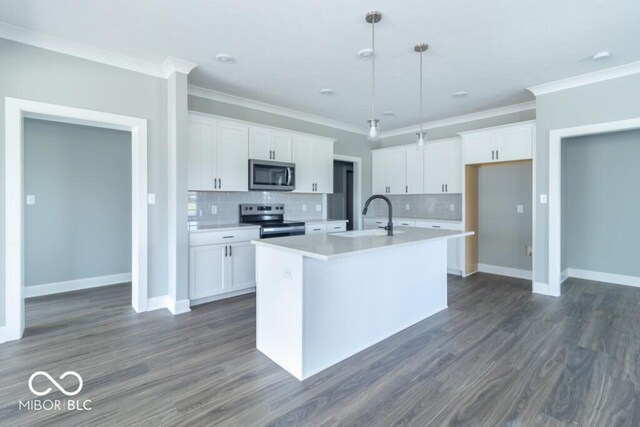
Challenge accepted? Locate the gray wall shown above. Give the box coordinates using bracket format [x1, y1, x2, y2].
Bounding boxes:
[24, 119, 131, 286]
[188, 95, 372, 201]
[534, 73, 640, 284]
[478, 163, 533, 271]
[561, 129, 640, 276]
[0, 39, 168, 326]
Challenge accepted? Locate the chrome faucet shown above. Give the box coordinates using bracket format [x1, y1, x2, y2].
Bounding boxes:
[362, 195, 393, 236]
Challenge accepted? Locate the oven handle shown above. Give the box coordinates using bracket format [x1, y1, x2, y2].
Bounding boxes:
[261, 225, 306, 234]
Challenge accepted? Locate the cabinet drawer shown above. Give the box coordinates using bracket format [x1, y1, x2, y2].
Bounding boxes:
[364, 218, 386, 227]
[397, 220, 416, 227]
[306, 224, 327, 234]
[414, 220, 463, 231]
[327, 223, 347, 233]
[190, 228, 260, 246]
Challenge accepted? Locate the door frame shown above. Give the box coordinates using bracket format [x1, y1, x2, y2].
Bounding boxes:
[547, 117, 640, 297]
[4, 97, 149, 342]
[333, 154, 362, 230]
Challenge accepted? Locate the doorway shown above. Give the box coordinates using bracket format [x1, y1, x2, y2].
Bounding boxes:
[4, 98, 149, 343]
[329, 160, 355, 230]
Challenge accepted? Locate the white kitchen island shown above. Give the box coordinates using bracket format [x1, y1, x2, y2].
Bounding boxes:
[252, 227, 473, 380]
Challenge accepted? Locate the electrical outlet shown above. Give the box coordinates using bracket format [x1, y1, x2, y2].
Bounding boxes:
[540, 194, 548, 204]
[315, 204, 322, 212]
[26, 195, 36, 205]
[449, 204, 455, 212]
[302, 204, 307, 212]
[405, 203, 410, 210]
[283, 267, 293, 280]
[517, 204, 524, 213]
[147, 193, 156, 205]
[211, 205, 217, 215]
[526, 245, 533, 256]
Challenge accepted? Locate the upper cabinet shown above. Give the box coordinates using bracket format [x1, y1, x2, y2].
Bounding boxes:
[188, 112, 334, 193]
[424, 138, 462, 194]
[188, 115, 249, 192]
[461, 121, 534, 165]
[292, 135, 334, 193]
[249, 127, 293, 162]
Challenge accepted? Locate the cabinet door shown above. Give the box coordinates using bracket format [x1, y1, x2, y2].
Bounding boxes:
[228, 242, 256, 291]
[494, 124, 533, 162]
[463, 133, 495, 164]
[217, 121, 249, 191]
[189, 245, 227, 299]
[445, 139, 463, 193]
[314, 140, 334, 194]
[386, 148, 406, 194]
[187, 118, 216, 191]
[371, 150, 387, 194]
[327, 223, 347, 233]
[272, 132, 293, 162]
[424, 141, 445, 194]
[405, 146, 424, 194]
[447, 239, 461, 271]
[293, 135, 316, 193]
[248, 127, 272, 161]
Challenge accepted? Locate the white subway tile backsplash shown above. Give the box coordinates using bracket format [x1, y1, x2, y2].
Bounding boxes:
[367, 194, 462, 221]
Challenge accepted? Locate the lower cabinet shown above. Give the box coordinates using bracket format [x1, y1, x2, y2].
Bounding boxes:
[305, 222, 347, 234]
[189, 228, 259, 304]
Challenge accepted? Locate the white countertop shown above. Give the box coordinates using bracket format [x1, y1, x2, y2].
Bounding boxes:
[252, 227, 473, 261]
[188, 222, 260, 233]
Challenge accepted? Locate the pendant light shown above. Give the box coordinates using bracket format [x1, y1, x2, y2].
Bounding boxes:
[366, 11, 382, 142]
[415, 43, 429, 148]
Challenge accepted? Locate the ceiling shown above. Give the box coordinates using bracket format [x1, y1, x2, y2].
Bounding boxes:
[1, 0, 639, 132]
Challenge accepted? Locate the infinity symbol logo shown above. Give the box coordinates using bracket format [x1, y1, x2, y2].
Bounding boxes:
[28, 371, 83, 397]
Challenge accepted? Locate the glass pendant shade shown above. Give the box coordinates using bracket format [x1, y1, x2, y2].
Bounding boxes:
[416, 132, 426, 148]
[368, 119, 381, 142]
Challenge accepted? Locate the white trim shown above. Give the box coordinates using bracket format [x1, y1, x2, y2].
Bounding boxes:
[23, 273, 132, 298]
[0, 327, 7, 344]
[168, 298, 191, 315]
[333, 154, 363, 230]
[0, 22, 197, 79]
[532, 282, 559, 297]
[190, 288, 255, 306]
[188, 85, 366, 135]
[566, 268, 640, 288]
[4, 97, 149, 342]
[380, 102, 536, 139]
[477, 264, 532, 280]
[561, 268, 570, 284]
[548, 117, 640, 298]
[528, 61, 640, 96]
[161, 57, 197, 78]
[147, 296, 170, 312]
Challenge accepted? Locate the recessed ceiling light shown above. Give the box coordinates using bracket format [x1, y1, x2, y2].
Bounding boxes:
[358, 48, 373, 58]
[591, 51, 611, 61]
[453, 91, 468, 98]
[216, 53, 235, 64]
[382, 110, 394, 116]
[319, 88, 334, 95]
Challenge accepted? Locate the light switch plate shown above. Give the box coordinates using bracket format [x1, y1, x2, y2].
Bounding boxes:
[517, 204, 524, 213]
[405, 203, 410, 210]
[315, 204, 322, 212]
[302, 204, 307, 212]
[540, 194, 548, 204]
[449, 204, 455, 212]
[26, 195, 36, 205]
[211, 205, 217, 215]
[148, 193, 156, 205]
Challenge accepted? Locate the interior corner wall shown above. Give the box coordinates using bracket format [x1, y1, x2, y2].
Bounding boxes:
[561, 129, 640, 277]
[187, 95, 372, 201]
[534, 73, 640, 284]
[0, 38, 169, 327]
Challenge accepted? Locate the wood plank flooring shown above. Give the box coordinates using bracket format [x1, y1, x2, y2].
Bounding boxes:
[1, 273, 639, 426]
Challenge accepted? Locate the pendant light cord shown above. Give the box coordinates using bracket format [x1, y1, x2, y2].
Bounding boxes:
[371, 19, 376, 119]
[419, 50, 423, 135]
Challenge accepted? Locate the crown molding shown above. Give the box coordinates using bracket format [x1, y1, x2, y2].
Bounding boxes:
[188, 85, 367, 135]
[380, 101, 536, 139]
[162, 57, 198, 78]
[0, 22, 197, 79]
[527, 61, 640, 96]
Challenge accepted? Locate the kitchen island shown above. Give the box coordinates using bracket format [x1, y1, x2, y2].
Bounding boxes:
[252, 227, 473, 380]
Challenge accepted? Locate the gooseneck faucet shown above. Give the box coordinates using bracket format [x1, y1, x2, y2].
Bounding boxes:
[362, 195, 393, 236]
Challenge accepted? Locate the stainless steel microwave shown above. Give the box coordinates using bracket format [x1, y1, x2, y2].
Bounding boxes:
[248, 159, 295, 191]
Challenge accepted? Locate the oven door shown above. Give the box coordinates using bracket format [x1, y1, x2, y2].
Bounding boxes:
[249, 160, 295, 191]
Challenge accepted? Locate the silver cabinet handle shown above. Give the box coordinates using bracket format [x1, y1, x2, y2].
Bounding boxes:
[222, 235, 234, 239]
[496, 150, 499, 160]
[273, 150, 276, 159]
[442, 184, 444, 192]
[218, 178, 221, 189]
[225, 245, 228, 257]
[432, 225, 441, 228]
[406, 185, 408, 193]
[214, 178, 217, 189]
[445, 184, 448, 192]
[229, 245, 232, 256]
[492, 150, 495, 160]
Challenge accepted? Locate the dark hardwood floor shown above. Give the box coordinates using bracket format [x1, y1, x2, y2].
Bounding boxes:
[1, 273, 639, 426]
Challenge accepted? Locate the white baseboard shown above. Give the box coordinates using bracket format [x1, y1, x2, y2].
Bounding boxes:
[561, 269, 569, 284]
[190, 287, 255, 306]
[0, 326, 7, 344]
[477, 264, 532, 280]
[532, 281, 560, 297]
[24, 273, 132, 298]
[146, 295, 191, 315]
[567, 268, 640, 288]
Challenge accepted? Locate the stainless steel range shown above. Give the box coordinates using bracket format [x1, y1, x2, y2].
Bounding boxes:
[239, 203, 305, 239]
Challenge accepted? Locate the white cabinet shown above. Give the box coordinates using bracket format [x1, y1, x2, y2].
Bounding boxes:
[405, 146, 424, 194]
[249, 127, 293, 162]
[371, 146, 420, 195]
[189, 228, 260, 304]
[424, 138, 462, 194]
[306, 224, 327, 234]
[415, 220, 464, 274]
[462, 121, 534, 165]
[293, 135, 334, 193]
[187, 114, 249, 192]
[327, 222, 347, 233]
[305, 222, 347, 234]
